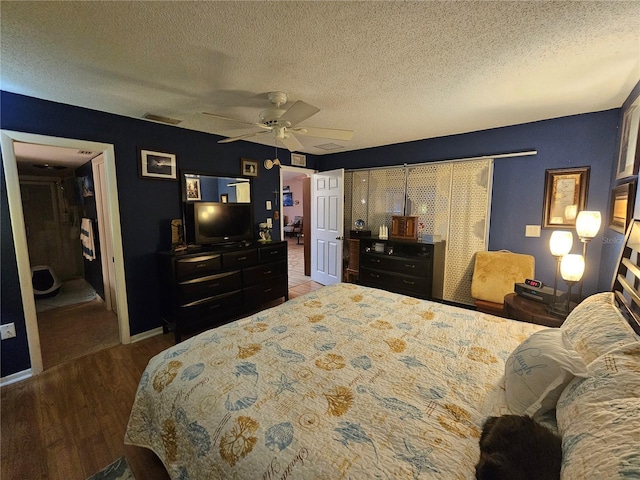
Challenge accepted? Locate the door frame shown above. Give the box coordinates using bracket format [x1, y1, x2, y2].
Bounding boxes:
[0, 130, 130, 376]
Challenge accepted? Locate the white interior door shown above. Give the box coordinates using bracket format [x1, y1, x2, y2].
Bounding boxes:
[311, 169, 344, 285]
[92, 154, 117, 313]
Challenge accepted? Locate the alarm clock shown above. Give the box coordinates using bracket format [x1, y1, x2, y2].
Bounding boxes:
[524, 278, 543, 288]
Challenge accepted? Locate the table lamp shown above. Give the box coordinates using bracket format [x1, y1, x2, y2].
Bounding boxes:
[575, 211, 601, 301]
[548, 231, 573, 315]
[560, 254, 585, 314]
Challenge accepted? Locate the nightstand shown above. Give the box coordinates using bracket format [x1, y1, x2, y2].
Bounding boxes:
[503, 293, 566, 328]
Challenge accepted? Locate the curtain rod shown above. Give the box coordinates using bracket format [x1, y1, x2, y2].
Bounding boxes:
[345, 150, 537, 172]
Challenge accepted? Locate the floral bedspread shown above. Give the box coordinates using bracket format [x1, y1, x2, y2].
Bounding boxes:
[125, 283, 544, 479]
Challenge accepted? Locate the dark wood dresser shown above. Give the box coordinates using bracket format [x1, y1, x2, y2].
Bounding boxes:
[358, 237, 445, 300]
[158, 241, 288, 342]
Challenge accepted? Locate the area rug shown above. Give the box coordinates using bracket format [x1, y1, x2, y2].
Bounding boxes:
[86, 456, 135, 480]
[36, 278, 97, 312]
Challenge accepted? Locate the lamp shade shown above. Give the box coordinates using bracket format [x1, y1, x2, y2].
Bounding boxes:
[560, 254, 585, 282]
[576, 211, 601, 240]
[549, 231, 573, 257]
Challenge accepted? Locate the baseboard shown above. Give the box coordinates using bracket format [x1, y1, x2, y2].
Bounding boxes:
[130, 327, 164, 343]
[0, 368, 32, 387]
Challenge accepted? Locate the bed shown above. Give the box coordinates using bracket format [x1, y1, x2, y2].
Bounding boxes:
[126, 223, 640, 479]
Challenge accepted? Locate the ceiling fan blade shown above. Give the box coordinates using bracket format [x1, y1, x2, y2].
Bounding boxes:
[218, 131, 266, 144]
[278, 100, 320, 127]
[203, 112, 271, 130]
[293, 126, 354, 141]
[278, 132, 305, 152]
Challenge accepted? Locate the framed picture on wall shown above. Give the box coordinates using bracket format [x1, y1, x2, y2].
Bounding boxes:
[185, 177, 201, 201]
[283, 191, 293, 206]
[542, 166, 590, 228]
[241, 158, 259, 177]
[615, 94, 640, 181]
[609, 180, 636, 234]
[139, 149, 177, 180]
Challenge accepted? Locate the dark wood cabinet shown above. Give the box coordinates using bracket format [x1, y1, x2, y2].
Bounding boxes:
[159, 241, 288, 342]
[359, 237, 445, 300]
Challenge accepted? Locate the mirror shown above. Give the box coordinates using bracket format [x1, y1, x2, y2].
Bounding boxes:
[182, 172, 251, 203]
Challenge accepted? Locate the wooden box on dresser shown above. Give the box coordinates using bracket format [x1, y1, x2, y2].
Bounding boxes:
[359, 237, 445, 300]
[158, 241, 288, 342]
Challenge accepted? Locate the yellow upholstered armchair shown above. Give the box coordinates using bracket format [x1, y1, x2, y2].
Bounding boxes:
[471, 250, 535, 316]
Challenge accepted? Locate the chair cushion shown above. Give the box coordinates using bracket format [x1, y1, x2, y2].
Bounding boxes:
[471, 251, 535, 304]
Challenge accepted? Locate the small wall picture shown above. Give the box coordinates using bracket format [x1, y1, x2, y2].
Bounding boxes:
[139, 149, 177, 180]
[241, 158, 259, 177]
[185, 177, 201, 201]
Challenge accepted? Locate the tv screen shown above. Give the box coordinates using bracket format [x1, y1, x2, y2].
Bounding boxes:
[193, 202, 253, 245]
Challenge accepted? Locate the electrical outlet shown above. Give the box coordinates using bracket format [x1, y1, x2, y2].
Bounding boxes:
[1, 323, 16, 340]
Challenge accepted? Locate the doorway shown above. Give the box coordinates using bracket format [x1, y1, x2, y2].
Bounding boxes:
[280, 166, 313, 291]
[1, 130, 130, 376]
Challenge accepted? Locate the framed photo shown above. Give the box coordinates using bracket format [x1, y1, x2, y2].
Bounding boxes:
[220, 194, 228, 203]
[542, 167, 590, 228]
[185, 177, 201, 201]
[609, 180, 636, 234]
[241, 158, 259, 177]
[615, 95, 640, 181]
[139, 149, 177, 180]
[283, 191, 293, 206]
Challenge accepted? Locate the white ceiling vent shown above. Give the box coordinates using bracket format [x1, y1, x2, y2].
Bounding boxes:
[314, 143, 344, 151]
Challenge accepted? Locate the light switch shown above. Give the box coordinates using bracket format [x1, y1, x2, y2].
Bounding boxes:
[525, 225, 541, 237]
[266, 218, 273, 228]
[266, 200, 272, 210]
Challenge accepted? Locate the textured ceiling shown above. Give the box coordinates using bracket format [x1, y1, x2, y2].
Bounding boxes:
[1, 1, 639, 156]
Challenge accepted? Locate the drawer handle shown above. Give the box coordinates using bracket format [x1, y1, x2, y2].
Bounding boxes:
[208, 283, 220, 288]
[237, 256, 247, 261]
[195, 263, 208, 268]
[263, 270, 272, 275]
[270, 250, 279, 255]
[208, 304, 221, 310]
[264, 288, 272, 293]
[403, 280, 415, 285]
[371, 258, 381, 263]
[370, 273, 380, 278]
[404, 264, 416, 269]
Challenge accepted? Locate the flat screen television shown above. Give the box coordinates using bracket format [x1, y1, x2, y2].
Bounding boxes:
[191, 202, 254, 245]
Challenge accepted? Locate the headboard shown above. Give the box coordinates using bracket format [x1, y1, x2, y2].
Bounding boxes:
[611, 218, 640, 334]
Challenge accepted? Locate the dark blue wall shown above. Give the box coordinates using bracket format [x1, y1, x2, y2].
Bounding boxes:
[1, 91, 306, 377]
[318, 110, 621, 298]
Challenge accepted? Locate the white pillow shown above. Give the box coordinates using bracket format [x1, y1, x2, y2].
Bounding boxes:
[505, 328, 587, 418]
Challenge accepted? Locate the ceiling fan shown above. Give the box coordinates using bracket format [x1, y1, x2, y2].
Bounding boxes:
[203, 91, 353, 152]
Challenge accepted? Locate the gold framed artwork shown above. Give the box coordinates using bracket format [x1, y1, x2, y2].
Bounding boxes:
[615, 94, 640, 181]
[609, 180, 636, 234]
[542, 167, 590, 228]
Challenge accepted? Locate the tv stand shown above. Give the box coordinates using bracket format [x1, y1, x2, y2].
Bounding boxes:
[158, 241, 288, 342]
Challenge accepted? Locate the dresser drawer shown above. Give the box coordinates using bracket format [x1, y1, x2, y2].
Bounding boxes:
[222, 249, 258, 269]
[243, 261, 287, 287]
[177, 289, 242, 317]
[259, 243, 287, 263]
[361, 254, 429, 276]
[177, 270, 241, 303]
[360, 267, 431, 298]
[175, 254, 222, 281]
[243, 278, 288, 306]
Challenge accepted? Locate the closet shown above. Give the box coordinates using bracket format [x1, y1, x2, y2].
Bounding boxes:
[344, 159, 493, 305]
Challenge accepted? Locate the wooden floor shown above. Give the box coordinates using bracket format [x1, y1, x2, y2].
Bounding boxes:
[1, 334, 175, 480]
[1, 239, 323, 480]
[38, 298, 120, 370]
